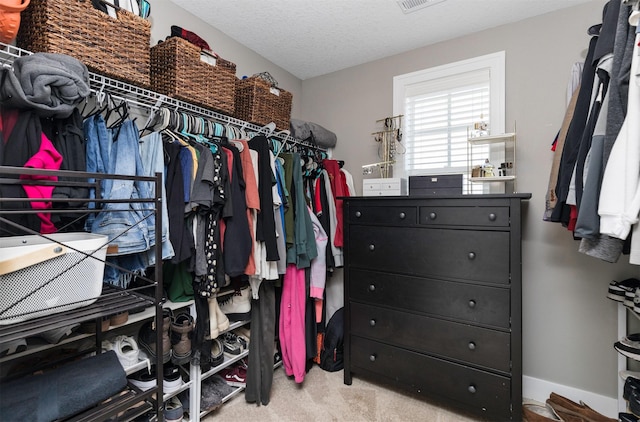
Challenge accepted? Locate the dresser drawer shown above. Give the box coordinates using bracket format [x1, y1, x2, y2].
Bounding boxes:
[349, 269, 509, 328]
[347, 205, 416, 226]
[419, 206, 509, 227]
[350, 302, 510, 371]
[349, 226, 510, 284]
[350, 336, 511, 420]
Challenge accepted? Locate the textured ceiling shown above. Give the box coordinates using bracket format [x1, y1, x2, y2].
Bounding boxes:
[168, 0, 594, 80]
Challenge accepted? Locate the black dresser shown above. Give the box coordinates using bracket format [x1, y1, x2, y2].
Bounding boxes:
[343, 194, 530, 421]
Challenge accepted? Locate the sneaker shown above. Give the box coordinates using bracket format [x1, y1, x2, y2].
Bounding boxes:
[219, 365, 246, 387]
[138, 311, 172, 364]
[38, 323, 80, 344]
[164, 395, 183, 422]
[625, 375, 640, 401]
[218, 286, 251, 321]
[103, 335, 140, 369]
[620, 412, 639, 422]
[163, 363, 183, 395]
[129, 366, 157, 391]
[615, 333, 640, 361]
[221, 332, 242, 355]
[608, 278, 640, 302]
[171, 313, 194, 365]
[0, 338, 27, 357]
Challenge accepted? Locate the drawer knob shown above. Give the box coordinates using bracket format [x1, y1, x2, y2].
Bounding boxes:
[468, 300, 476, 308]
[468, 385, 477, 394]
[488, 213, 497, 221]
[428, 212, 437, 220]
[467, 252, 476, 260]
[369, 354, 377, 362]
[369, 319, 376, 327]
[399, 212, 406, 219]
[355, 211, 362, 218]
[368, 284, 376, 292]
[369, 244, 375, 251]
[468, 342, 476, 350]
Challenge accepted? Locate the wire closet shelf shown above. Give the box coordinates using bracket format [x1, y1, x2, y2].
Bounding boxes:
[0, 42, 323, 152]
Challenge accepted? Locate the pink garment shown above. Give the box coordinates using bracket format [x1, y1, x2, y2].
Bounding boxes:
[279, 263, 307, 383]
[19, 133, 63, 234]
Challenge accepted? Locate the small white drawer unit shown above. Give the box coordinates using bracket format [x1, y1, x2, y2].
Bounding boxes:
[362, 178, 407, 196]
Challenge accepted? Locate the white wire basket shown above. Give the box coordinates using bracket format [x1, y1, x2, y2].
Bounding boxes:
[0, 233, 108, 325]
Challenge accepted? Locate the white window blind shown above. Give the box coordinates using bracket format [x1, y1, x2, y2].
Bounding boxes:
[393, 52, 505, 193]
[404, 72, 489, 176]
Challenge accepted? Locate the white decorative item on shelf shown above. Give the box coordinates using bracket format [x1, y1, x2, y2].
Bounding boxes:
[467, 127, 517, 194]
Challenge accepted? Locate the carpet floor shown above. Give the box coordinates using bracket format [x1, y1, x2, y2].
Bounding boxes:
[204, 364, 485, 421]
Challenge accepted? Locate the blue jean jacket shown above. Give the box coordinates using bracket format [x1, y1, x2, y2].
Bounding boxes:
[85, 116, 155, 286]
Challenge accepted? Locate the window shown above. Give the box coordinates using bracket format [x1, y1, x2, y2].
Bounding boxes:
[393, 52, 505, 192]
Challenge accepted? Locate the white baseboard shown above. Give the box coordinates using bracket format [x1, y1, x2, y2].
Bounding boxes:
[523, 375, 618, 418]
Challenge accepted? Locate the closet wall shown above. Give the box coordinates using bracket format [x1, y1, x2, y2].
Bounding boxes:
[300, 0, 637, 408]
[150, 0, 303, 119]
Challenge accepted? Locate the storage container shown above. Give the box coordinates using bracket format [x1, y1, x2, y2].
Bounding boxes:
[0, 232, 108, 325]
[234, 75, 293, 130]
[150, 36, 237, 115]
[16, 0, 151, 87]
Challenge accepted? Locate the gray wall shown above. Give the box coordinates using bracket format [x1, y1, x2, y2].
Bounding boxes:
[300, 0, 638, 399]
[149, 0, 303, 118]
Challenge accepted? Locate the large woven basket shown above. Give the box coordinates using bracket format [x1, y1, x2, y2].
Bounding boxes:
[234, 76, 293, 130]
[150, 37, 236, 115]
[16, 0, 151, 87]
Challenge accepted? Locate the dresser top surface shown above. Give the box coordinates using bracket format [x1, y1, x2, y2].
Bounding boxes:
[342, 193, 532, 201]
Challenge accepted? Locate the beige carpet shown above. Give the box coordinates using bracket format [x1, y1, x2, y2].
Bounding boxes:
[204, 365, 484, 422]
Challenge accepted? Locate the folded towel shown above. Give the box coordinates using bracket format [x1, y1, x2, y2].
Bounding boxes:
[0, 350, 127, 422]
[0, 52, 90, 118]
[290, 118, 337, 149]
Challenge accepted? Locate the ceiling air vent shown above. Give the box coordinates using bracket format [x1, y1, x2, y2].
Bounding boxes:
[396, 0, 447, 14]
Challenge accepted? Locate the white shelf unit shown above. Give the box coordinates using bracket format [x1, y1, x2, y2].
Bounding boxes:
[467, 132, 517, 194]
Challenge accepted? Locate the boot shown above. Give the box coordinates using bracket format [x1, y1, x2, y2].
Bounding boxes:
[214, 295, 230, 334]
[171, 313, 194, 365]
[0, 0, 30, 44]
[218, 286, 252, 322]
[208, 297, 219, 339]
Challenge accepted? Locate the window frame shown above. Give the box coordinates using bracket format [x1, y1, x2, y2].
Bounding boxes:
[392, 51, 506, 180]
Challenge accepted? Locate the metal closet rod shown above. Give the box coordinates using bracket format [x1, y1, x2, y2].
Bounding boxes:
[0, 42, 325, 152]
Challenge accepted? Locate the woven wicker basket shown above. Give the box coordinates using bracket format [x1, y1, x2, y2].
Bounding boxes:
[234, 76, 293, 130]
[150, 37, 236, 115]
[16, 0, 151, 87]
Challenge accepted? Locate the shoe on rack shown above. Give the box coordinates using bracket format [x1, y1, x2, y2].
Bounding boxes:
[170, 312, 194, 366]
[546, 392, 616, 422]
[210, 338, 224, 367]
[620, 412, 640, 422]
[128, 366, 157, 391]
[38, 323, 80, 344]
[213, 295, 230, 334]
[615, 333, 640, 361]
[0, 337, 27, 357]
[221, 332, 242, 355]
[103, 335, 140, 369]
[625, 375, 640, 401]
[608, 278, 640, 303]
[219, 365, 247, 388]
[201, 374, 235, 411]
[164, 395, 183, 422]
[109, 311, 129, 326]
[138, 310, 172, 364]
[207, 297, 219, 339]
[218, 286, 251, 322]
[630, 390, 640, 420]
[163, 363, 184, 395]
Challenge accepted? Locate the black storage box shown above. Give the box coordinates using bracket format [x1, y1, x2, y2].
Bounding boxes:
[409, 174, 463, 195]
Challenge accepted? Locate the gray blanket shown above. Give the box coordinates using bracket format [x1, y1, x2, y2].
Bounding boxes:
[0, 350, 127, 421]
[0, 53, 90, 118]
[290, 118, 337, 149]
